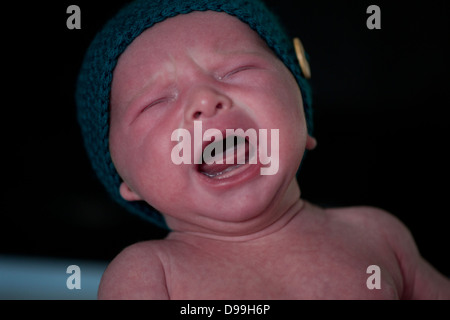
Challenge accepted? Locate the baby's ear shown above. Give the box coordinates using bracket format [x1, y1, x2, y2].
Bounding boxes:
[119, 182, 142, 201]
[306, 135, 317, 150]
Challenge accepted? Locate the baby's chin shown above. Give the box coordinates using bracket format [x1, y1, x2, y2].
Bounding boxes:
[163, 171, 301, 235]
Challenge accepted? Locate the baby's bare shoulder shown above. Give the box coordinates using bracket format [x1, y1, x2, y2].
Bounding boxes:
[98, 240, 171, 299]
[324, 205, 419, 258]
[325, 205, 396, 223]
[323, 205, 450, 299]
[318, 205, 410, 263]
[324, 205, 409, 239]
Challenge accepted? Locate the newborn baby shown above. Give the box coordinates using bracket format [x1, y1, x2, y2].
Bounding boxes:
[76, 0, 450, 299]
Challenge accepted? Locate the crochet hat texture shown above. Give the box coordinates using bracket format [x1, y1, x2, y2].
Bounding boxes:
[76, 0, 313, 229]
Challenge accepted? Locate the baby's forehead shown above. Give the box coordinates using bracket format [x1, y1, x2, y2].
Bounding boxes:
[119, 11, 271, 64]
[112, 11, 274, 105]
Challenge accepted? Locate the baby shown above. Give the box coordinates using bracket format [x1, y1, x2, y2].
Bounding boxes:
[76, 0, 450, 299]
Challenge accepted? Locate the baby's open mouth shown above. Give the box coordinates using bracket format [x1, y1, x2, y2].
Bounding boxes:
[198, 135, 254, 179]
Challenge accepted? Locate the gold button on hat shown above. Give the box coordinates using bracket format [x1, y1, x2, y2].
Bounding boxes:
[293, 37, 311, 79]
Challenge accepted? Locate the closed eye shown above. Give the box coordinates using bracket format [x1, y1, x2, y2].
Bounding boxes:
[222, 66, 256, 79]
[141, 97, 170, 113]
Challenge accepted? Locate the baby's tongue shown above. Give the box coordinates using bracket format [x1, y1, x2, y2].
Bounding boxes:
[199, 162, 242, 178]
[199, 136, 248, 178]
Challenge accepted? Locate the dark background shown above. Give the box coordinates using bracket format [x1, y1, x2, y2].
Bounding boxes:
[3, 0, 449, 277]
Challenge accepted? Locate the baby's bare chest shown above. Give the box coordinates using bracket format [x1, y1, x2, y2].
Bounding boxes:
[164, 239, 400, 299]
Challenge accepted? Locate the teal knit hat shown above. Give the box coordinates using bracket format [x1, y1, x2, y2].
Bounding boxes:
[76, 0, 313, 230]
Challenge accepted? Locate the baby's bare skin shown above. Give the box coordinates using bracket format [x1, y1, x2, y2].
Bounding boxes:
[98, 200, 450, 299]
[99, 11, 450, 299]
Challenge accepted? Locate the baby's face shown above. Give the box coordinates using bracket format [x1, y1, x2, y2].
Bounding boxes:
[109, 11, 312, 234]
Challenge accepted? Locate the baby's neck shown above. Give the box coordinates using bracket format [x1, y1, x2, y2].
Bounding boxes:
[167, 198, 306, 245]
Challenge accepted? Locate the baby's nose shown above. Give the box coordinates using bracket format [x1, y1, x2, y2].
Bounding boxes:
[184, 86, 232, 122]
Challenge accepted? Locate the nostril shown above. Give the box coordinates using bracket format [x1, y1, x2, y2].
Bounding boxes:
[193, 111, 202, 119]
[216, 103, 223, 110]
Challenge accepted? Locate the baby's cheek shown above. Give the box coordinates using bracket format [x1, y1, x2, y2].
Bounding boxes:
[130, 139, 190, 209]
[109, 128, 134, 178]
[269, 97, 307, 173]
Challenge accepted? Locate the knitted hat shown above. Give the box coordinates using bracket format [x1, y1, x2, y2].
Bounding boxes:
[76, 0, 313, 230]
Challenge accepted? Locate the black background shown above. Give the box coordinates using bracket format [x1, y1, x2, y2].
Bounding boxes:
[3, 0, 449, 277]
